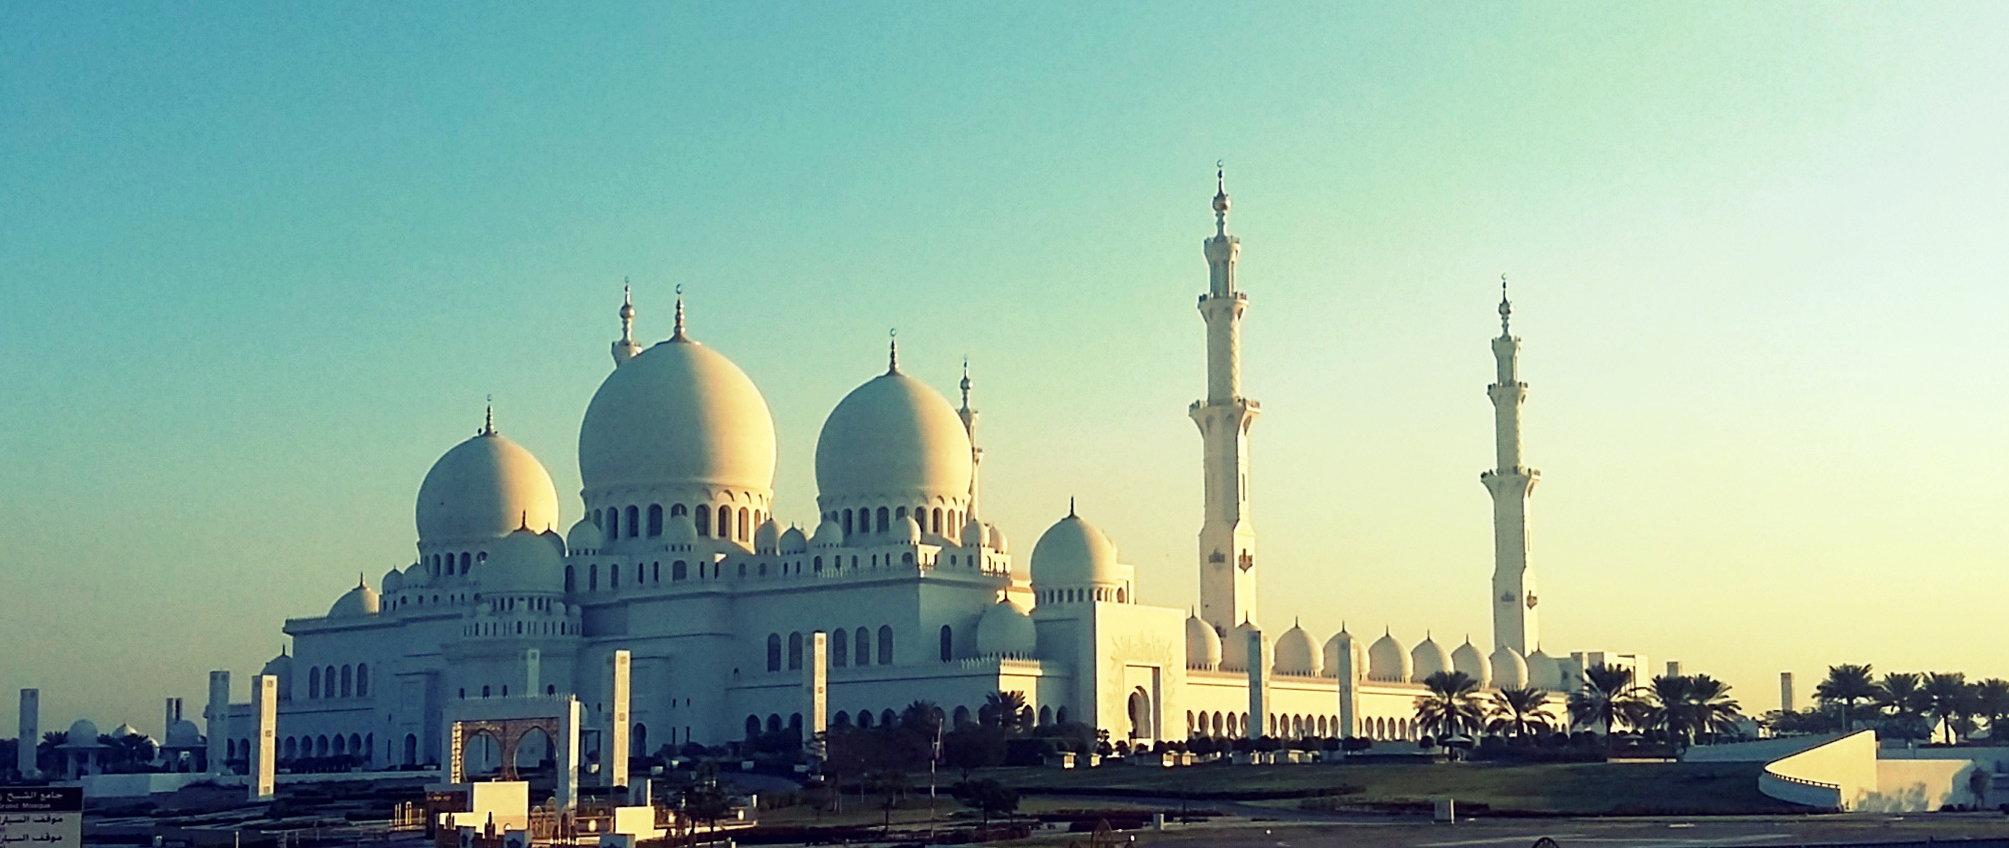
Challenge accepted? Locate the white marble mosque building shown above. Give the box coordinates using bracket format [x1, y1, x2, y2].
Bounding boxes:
[211, 175, 1639, 770]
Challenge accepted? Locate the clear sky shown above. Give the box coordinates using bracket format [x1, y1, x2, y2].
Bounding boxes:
[4, 2, 2008, 736]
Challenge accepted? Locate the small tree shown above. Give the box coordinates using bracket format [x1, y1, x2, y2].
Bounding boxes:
[956, 778, 1019, 831]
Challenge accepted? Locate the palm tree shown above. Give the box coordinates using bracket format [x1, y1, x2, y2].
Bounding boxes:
[1974, 678, 2009, 741]
[1646, 675, 1695, 750]
[1413, 671, 1486, 746]
[1814, 664, 1881, 732]
[1486, 687, 1555, 739]
[981, 691, 1031, 736]
[1568, 663, 1639, 737]
[1682, 675, 1743, 745]
[1923, 672, 1973, 745]
[1879, 672, 1930, 741]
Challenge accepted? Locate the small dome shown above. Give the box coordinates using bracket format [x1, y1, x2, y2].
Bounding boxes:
[975, 598, 1037, 658]
[539, 528, 564, 555]
[165, 719, 203, 748]
[814, 370, 973, 507]
[1451, 638, 1488, 687]
[894, 514, 922, 545]
[1411, 634, 1451, 683]
[403, 562, 429, 588]
[1489, 646, 1530, 690]
[381, 567, 405, 594]
[566, 518, 606, 553]
[1367, 630, 1411, 683]
[960, 516, 989, 548]
[1029, 513, 1120, 588]
[111, 723, 142, 740]
[663, 512, 698, 546]
[811, 517, 845, 548]
[1222, 620, 1272, 672]
[416, 430, 560, 545]
[1526, 648, 1563, 690]
[481, 528, 566, 595]
[261, 650, 293, 678]
[780, 525, 810, 554]
[1323, 629, 1366, 680]
[65, 719, 100, 745]
[329, 581, 381, 618]
[988, 524, 1008, 553]
[754, 518, 783, 554]
[1273, 623, 1322, 676]
[1185, 614, 1222, 670]
[578, 336, 777, 497]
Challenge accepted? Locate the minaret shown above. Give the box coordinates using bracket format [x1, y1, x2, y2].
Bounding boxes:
[957, 358, 984, 518]
[610, 282, 642, 366]
[1191, 167, 1261, 635]
[1482, 277, 1540, 654]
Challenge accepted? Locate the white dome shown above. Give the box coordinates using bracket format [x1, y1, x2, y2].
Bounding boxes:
[1526, 648, 1563, 690]
[481, 528, 565, 595]
[1273, 623, 1321, 676]
[578, 337, 777, 496]
[780, 525, 810, 554]
[416, 430, 560, 545]
[261, 650, 293, 679]
[1185, 615, 1222, 670]
[1029, 513, 1122, 587]
[811, 517, 845, 548]
[1489, 646, 1530, 690]
[814, 369, 972, 507]
[329, 581, 381, 618]
[754, 518, 782, 554]
[1367, 630, 1411, 683]
[975, 599, 1037, 658]
[1323, 629, 1365, 680]
[988, 524, 1008, 553]
[960, 515, 989, 548]
[663, 512, 698, 546]
[566, 518, 606, 553]
[894, 514, 921, 545]
[381, 567, 405, 594]
[1411, 635, 1451, 683]
[65, 719, 99, 744]
[1451, 638, 1488, 687]
[164, 719, 203, 748]
[1222, 621, 1272, 672]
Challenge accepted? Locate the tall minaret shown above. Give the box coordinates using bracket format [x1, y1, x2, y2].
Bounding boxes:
[1482, 277, 1540, 654]
[957, 359, 984, 518]
[1192, 167, 1261, 635]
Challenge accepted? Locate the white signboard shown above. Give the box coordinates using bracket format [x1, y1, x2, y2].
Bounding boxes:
[0, 787, 82, 848]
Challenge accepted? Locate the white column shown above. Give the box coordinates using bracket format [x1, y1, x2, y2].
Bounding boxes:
[17, 689, 38, 779]
[1780, 672, 1795, 713]
[205, 671, 230, 777]
[1245, 628, 1267, 740]
[805, 632, 828, 760]
[249, 675, 277, 801]
[524, 649, 541, 698]
[1484, 286, 1540, 654]
[555, 698, 582, 812]
[607, 650, 630, 790]
[1194, 174, 1261, 635]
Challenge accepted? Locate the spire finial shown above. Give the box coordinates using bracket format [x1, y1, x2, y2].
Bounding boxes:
[519, 511, 529, 531]
[1498, 273, 1512, 334]
[1068, 496, 1076, 517]
[887, 328, 899, 374]
[672, 283, 688, 341]
[959, 357, 972, 409]
[356, 572, 365, 589]
[1212, 159, 1231, 236]
[619, 278, 635, 342]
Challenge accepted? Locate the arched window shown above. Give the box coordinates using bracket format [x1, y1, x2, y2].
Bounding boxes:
[648, 504, 663, 537]
[717, 506, 731, 540]
[607, 510, 620, 539]
[738, 507, 750, 541]
[766, 714, 782, 733]
[546, 684, 555, 695]
[356, 663, 369, 697]
[842, 509, 854, 536]
[878, 625, 894, 665]
[881, 709, 897, 727]
[632, 724, 647, 759]
[789, 713, 803, 732]
[953, 705, 971, 726]
[833, 711, 850, 727]
[855, 628, 872, 665]
[875, 507, 889, 533]
[939, 625, 953, 662]
[832, 629, 848, 667]
[315, 735, 328, 757]
[350, 733, 363, 759]
[932, 507, 943, 534]
[1039, 706, 1052, 726]
[403, 734, 418, 766]
[565, 566, 575, 593]
[324, 666, 337, 698]
[788, 632, 804, 670]
[673, 561, 687, 581]
[309, 671, 320, 699]
[283, 737, 297, 760]
[589, 564, 599, 591]
[695, 506, 710, 537]
[670, 503, 687, 517]
[652, 562, 659, 583]
[620, 505, 636, 537]
[593, 509, 602, 528]
[813, 556, 822, 573]
[745, 715, 761, 738]
[482, 685, 491, 698]
[766, 634, 782, 672]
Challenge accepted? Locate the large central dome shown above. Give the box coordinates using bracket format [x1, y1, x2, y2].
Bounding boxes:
[815, 368, 972, 507]
[579, 338, 776, 496]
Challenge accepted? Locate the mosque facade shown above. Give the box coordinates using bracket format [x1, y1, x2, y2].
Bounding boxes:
[225, 178, 1615, 770]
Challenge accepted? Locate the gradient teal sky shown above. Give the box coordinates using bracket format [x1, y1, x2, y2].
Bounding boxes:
[5, 3, 2008, 735]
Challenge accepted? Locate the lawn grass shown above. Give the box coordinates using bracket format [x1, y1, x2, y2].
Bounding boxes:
[985, 760, 1807, 816]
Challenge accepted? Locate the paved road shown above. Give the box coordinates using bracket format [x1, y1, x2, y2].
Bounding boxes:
[1079, 813, 2009, 848]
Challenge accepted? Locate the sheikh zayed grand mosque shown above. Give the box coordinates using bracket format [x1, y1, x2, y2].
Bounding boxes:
[211, 175, 1639, 770]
